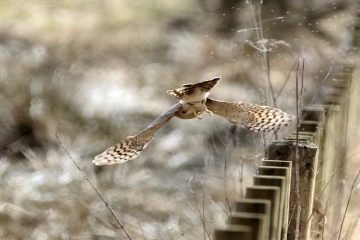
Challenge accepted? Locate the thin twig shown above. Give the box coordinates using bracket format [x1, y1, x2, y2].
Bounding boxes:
[1, 202, 37, 219]
[237, 28, 261, 33]
[260, 16, 284, 23]
[224, 131, 231, 215]
[343, 223, 353, 240]
[343, 220, 357, 240]
[276, 60, 298, 100]
[55, 133, 133, 240]
[305, 153, 358, 227]
[0, 197, 11, 206]
[248, 0, 279, 145]
[123, 191, 146, 240]
[300, 48, 305, 126]
[248, 0, 261, 49]
[308, 103, 333, 143]
[177, 186, 194, 211]
[239, 162, 244, 198]
[288, 203, 296, 230]
[300, 51, 305, 95]
[211, 132, 222, 157]
[213, 126, 226, 148]
[300, 67, 332, 124]
[257, 0, 264, 44]
[223, 127, 239, 216]
[202, 179, 208, 240]
[73, 197, 115, 229]
[224, 173, 232, 216]
[295, 61, 301, 240]
[203, 189, 205, 240]
[260, 132, 267, 158]
[211, 128, 232, 215]
[229, 125, 240, 142]
[321, 198, 330, 240]
[247, 41, 268, 52]
[265, 53, 275, 102]
[191, 173, 211, 240]
[338, 167, 360, 240]
[266, 51, 278, 140]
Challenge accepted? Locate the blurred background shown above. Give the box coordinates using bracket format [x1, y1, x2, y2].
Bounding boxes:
[0, 0, 359, 239]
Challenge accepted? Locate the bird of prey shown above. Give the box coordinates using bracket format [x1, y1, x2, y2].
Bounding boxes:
[93, 77, 294, 165]
[166, 77, 221, 119]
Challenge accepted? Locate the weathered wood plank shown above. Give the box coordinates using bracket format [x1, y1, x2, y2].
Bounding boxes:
[267, 140, 318, 240]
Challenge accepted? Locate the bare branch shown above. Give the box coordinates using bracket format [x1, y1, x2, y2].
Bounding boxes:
[295, 61, 301, 240]
[300, 67, 332, 124]
[123, 191, 146, 240]
[55, 133, 133, 240]
[338, 167, 360, 240]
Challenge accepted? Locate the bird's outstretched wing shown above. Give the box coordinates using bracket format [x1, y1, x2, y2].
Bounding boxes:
[206, 98, 294, 132]
[93, 103, 182, 165]
[167, 77, 221, 100]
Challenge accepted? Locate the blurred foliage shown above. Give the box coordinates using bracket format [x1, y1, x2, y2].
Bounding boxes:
[0, 0, 359, 239]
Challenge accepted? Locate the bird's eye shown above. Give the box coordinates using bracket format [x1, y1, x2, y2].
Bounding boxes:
[182, 111, 187, 114]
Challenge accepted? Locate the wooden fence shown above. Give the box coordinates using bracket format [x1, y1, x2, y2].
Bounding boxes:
[213, 62, 356, 239]
[212, 3, 360, 238]
[214, 141, 316, 240]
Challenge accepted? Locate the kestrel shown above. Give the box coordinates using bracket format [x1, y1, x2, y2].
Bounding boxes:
[93, 77, 294, 165]
[167, 77, 221, 119]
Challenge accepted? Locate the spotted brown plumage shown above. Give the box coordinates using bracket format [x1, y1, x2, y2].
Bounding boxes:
[93, 103, 196, 165]
[93, 77, 294, 165]
[206, 98, 294, 132]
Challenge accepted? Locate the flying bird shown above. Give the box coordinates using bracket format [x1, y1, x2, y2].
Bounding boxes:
[93, 77, 294, 165]
[93, 77, 219, 165]
[167, 77, 221, 119]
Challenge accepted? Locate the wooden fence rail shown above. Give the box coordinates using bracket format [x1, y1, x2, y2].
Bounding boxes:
[214, 102, 323, 240]
[214, 141, 318, 240]
[214, 62, 354, 239]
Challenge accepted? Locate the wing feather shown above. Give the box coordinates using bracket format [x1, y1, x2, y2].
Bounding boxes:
[93, 103, 182, 165]
[206, 98, 294, 132]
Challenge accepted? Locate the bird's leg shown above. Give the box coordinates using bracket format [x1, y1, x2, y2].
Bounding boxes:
[194, 109, 203, 119]
[202, 100, 213, 115]
[204, 107, 213, 115]
[187, 103, 203, 119]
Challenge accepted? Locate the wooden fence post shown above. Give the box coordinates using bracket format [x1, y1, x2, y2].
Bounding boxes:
[267, 140, 318, 240]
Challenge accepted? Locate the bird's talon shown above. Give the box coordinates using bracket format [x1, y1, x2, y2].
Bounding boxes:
[203, 107, 213, 115]
[205, 109, 213, 115]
